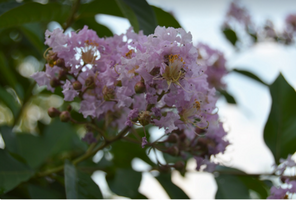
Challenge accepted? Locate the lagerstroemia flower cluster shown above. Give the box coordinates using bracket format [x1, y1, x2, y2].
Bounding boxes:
[32, 26, 229, 171]
[224, 0, 296, 46]
[268, 155, 296, 199]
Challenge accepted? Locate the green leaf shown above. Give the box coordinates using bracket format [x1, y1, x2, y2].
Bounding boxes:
[120, 0, 157, 34]
[78, 0, 124, 19]
[115, 0, 139, 32]
[0, 120, 87, 168]
[0, 51, 17, 88]
[19, 23, 44, 53]
[0, 1, 23, 16]
[79, 0, 158, 34]
[27, 183, 65, 199]
[215, 174, 250, 198]
[0, 2, 71, 29]
[0, 149, 34, 195]
[218, 90, 237, 104]
[106, 168, 143, 198]
[215, 166, 269, 199]
[73, 17, 113, 38]
[0, 85, 20, 118]
[111, 138, 154, 168]
[264, 74, 296, 163]
[222, 27, 238, 47]
[232, 68, 268, 86]
[64, 160, 103, 199]
[152, 6, 182, 29]
[155, 173, 189, 199]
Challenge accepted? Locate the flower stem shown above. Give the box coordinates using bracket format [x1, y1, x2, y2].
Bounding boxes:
[37, 126, 130, 177]
[63, 0, 81, 30]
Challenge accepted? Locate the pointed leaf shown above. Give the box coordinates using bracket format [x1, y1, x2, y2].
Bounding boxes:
[73, 17, 113, 37]
[0, 1, 23, 16]
[111, 139, 154, 168]
[106, 168, 142, 198]
[0, 149, 34, 195]
[232, 68, 268, 86]
[78, 0, 123, 19]
[0, 2, 71, 29]
[0, 85, 20, 118]
[218, 89, 237, 104]
[215, 166, 269, 199]
[264, 74, 296, 163]
[155, 173, 189, 199]
[0, 52, 17, 88]
[115, 0, 139, 32]
[0, 120, 87, 169]
[152, 6, 181, 29]
[120, 0, 157, 34]
[64, 160, 103, 199]
[19, 23, 44, 53]
[222, 27, 238, 47]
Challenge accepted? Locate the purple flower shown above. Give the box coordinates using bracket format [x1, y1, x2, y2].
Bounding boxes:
[125, 109, 139, 127]
[286, 14, 296, 32]
[153, 112, 180, 134]
[226, 1, 251, 26]
[62, 80, 79, 101]
[276, 155, 296, 174]
[195, 156, 217, 172]
[268, 186, 289, 199]
[34, 25, 229, 161]
[82, 132, 97, 144]
[196, 43, 228, 90]
[141, 137, 148, 148]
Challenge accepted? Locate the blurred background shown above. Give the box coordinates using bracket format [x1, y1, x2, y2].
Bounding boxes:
[1, 0, 296, 198]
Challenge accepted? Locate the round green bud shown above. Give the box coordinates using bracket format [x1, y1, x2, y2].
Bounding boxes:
[72, 81, 82, 90]
[134, 81, 146, 93]
[60, 111, 71, 122]
[50, 78, 61, 87]
[138, 111, 151, 126]
[48, 107, 60, 118]
[166, 146, 179, 157]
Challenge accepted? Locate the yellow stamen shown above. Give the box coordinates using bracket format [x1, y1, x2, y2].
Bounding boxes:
[162, 54, 186, 89]
[125, 50, 134, 58]
[128, 65, 139, 74]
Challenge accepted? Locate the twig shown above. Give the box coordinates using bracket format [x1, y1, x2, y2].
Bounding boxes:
[37, 126, 130, 177]
[63, 0, 81, 30]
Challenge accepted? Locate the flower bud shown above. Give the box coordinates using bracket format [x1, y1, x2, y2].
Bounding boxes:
[174, 161, 185, 171]
[85, 76, 94, 88]
[167, 133, 179, 143]
[166, 146, 179, 157]
[158, 165, 171, 173]
[149, 67, 160, 76]
[50, 78, 61, 87]
[60, 111, 71, 122]
[56, 58, 65, 67]
[72, 81, 82, 90]
[281, 176, 288, 183]
[116, 80, 122, 87]
[48, 107, 60, 118]
[103, 86, 115, 101]
[134, 81, 146, 93]
[58, 70, 67, 80]
[138, 111, 151, 126]
[46, 51, 58, 67]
